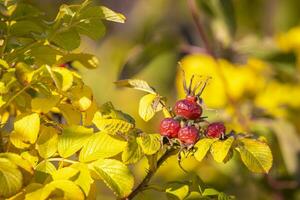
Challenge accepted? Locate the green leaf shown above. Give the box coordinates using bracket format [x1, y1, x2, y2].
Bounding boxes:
[210, 137, 234, 163]
[165, 181, 190, 200]
[76, 18, 105, 40]
[31, 95, 60, 113]
[194, 138, 217, 162]
[52, 67, 73, 91]
[115, 79, 156, 94]
[99, 6, 126, 23]
[14, 113, 40, 144]
[58, 53, 99, 69]
[236, 138, 273, 173]
[0, 153, 33, 173]
[0, 158, 23, 198]
[50, 28, 80, 51]
[137, 133, 161, 155]
[34, 160, 56, 183]
[122, 136, 144, 164]
[58, 125, 93, 158]
[10, 3, 42, 20]
[90, 159, 134, 198]
[29, 45, 61, 65]
[79, 132, 126, 162]
[10, 20, 42, 36]
[36, 126, 58, 158]
[139, 93, 161, 121]
[92, 112, 134, 135]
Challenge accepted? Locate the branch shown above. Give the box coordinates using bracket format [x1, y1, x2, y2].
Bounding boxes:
[186, 0, 215, 58]
[186, 0, 250, 131]
[124, 149, 177, 200]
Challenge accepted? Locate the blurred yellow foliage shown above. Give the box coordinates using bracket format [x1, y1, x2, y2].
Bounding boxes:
[176, 54, 300, 119]
[276, 26, 300, 52]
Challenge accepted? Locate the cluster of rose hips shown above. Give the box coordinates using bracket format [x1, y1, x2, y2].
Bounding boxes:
[159, 75, 226, 146]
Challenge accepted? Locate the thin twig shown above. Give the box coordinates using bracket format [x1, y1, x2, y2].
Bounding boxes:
[124, 149, 177, 200]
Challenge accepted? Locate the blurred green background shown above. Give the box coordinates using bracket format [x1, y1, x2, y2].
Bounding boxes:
[30, 0, 300, 199]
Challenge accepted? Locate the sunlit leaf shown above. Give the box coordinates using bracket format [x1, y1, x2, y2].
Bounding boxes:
[236, 138, 273, 173]
[137, 133, 161, 155]
[165, 181, 190, 200]
[58, 125, 93, 158]
[90, 159, 134, 198]
[210, 137, 234, 163]
[79, 132, 126, 162]
[14, 113, 40, 144]
[99, 6, 125, 23]
[194, 138, 217, 162]
[0, 158, 23, 198]
[57, 53, 99, 69]
[139, 93, 161, 121]
[36, 126, 58, 158]
[122, 136, 144, 164]
[58, 103, 81, 125]
[34, 160, 56, 183]
[115, 79, 156, 94]
[31, 95, 60, 113]
[93, 111, 134, 135]
[52, 67, 73, 91]
[0, 153, 33, 173]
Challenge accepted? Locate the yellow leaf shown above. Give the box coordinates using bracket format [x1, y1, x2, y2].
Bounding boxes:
[139, 94, 160, 121]
[210, 137, 234, 163]
[194, 138, 217, 162]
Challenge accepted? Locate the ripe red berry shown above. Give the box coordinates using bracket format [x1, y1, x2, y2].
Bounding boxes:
[178, 126, 199, 145]
[174, 98, 202, 119]
[206, 122, 226, 138]
[159, 118, 180, 138]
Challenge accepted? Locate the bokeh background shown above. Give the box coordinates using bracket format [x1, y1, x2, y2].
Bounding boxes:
[31, 0, 300, 199]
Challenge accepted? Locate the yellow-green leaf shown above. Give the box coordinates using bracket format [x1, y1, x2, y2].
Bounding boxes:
[58, 103, 81, 125]
[79, 132, 126, 162]
[237, 138, 273, 173]
[122, 137, 144, 164]
[90, 159, 134, 198]
[0, 158, 23, 198]
[115, 79, 156, 94]
[36, 126, 58, 158]
[166, 182, 190, 200]
[25, 180, 84, 200]
[58, 126, 93, 158]
[0, 153, 33, 174]
[100, 6, 126, 23]
[194, 138, 217, 162]
[14, 113, 40, 144]
[92, 112, 134, 135]
[210, 137, 234, 163]
[137, 133, 161, 155]
[31, 95, 60, 113]
[34, 160, 56, 183]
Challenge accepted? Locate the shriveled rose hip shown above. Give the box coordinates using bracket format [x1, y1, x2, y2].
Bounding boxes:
[206, 122, 226, 138]
[178, 126, 199, 145]
[174, 97, 202, 120]
[159, 118, 180, 138]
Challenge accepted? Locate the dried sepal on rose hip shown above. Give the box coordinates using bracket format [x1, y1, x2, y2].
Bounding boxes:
[159, 118, 181, 138]
[206, 122, 226, 138]
[178, 126, 199, 145]
[174, 71, 211, 120]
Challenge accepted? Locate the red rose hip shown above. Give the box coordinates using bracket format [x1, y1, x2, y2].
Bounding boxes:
[159, 118, 180, 138]
[174, 98, 202, 119]
[206, 122, 226, 138]
[178, 126, 199, 145]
